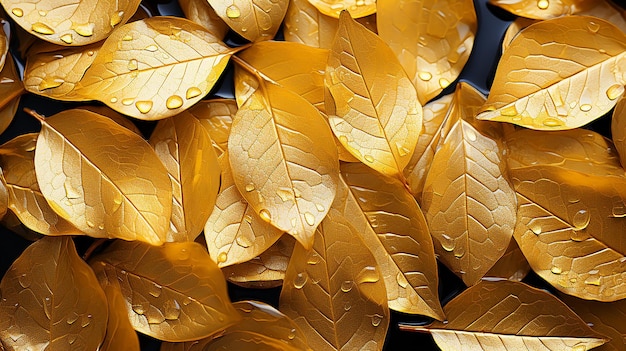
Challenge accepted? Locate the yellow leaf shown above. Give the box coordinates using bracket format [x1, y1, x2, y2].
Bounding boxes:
[205, 152, 283, 267]
[149, 111, 220, 242]
[489, 0, 595, 19]
[179, 0, 229, 39]
[0, 133, 79, 235]
[207, 0, 289, 42]
[76, 105, 143, 136]
[0, 172, 7, 219]
[0, 53, 24, 114]
[228, 82, 339, 249]
[24, 42, 100, 101]
[90, 240, 240, 342]
[377, 0, 477, 104]
[478, 16, 626, 130]
[33, 109, 172, 245]
[501, 17, 538, 53]
[307, 0, 376, 18]
[326, 11, 422, 179]
[161, 300, 311, 351]
[100, 284, 140, 351]
[338, 162, 444, 320]
[422, 83, 516, 286]
[279, 200, 389, 351]
[190, 99, 237, 157]
[400, 280, 608, 351]
[0, 21, 7, 71]
[1, 0, 140, 45]
[485, 238, 531, 282]
[0, 237, 108, 350]
[283, 0, 340, 49]
[77, 16, 237, 120]
[611, 95, 626, 169]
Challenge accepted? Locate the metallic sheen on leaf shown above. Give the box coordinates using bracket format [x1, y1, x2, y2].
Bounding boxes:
[489, 0, 594, 19]
[100, 284, 140, 351]
[191, 98, 237, 157]
[207, 0, 289, 42]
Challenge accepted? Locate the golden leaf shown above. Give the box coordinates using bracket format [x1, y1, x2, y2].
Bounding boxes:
[100, 284, 140, 351]
[283, 0, 340, 49]
[205, 152, 283, 267]
[612, 95, 626, 168]
[228, 82, 339, 249]
[0, 53, 23, 115]
[400, 280, 608, 351]
[422, 83, 516, 286]
[90, 240, 240, 342]
[326, 11, 422, 178]
[511, 165, 626, 301]
[149, 111, 220, 242]
[0, 237, 108, 350]
[179, 0, 228, 39]
[0, 172, 7, 219]
[478, 16, 626, 130]
[0, 133, 78, 235]
[33, 109, 172, 245]
[501, 17, 537, 53]
[579, 0, 626, 33]
[559, 294, 626, 351]
[161, 300, 311, 351]
[76, 105, 143, 136]
[485, 238, 531, 282]
[279, 201, 389, 351]
[223, 234, 295, 289]
[189, 98, 237, 157]
[338, 162, 444, 319]
[77, 17, 237, 120]
[207, 0, 289, 42]
[0, 96, 19, 138]
[0, 20, 7, 71]
[24, 42, 99, 101]
[1, 0, 140, 45]
[377, 0, 477, 104]
[236, 41, 329, 112]
[0, 211, 44, 242]
[489, 0, 595, 19]
[234, 64, 259, 108]
[307, 0, 376, 19]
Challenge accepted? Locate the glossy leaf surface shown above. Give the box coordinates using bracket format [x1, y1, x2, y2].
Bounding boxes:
[228, 82, 339, 249]
[478, 16, 626, 130]
[34, 109, 172, 245]
[325, 11, 422, 178]
[0, 0, 140, 45]
[307, 0, 376, 18]
[485, 239, 531, 282]
[90, 240, 239, 342]
[401, 280, 607, 351]
[283, 0, 339, 48]
[377, 0, 477, 103]
[279, 201, 389, 351]
[611, 95, 626, 168]
[489, 0, 594, 19]
[78, 16, 236, 120]
[207, 0, 289, 41]
[0, 54, 22, 114]
[178, 0, 228, 39]
[0, 237, 108, 350]
[339, 162, 444, 319]
[191, 98, 237, 157]
[149, 111, 220, 242]
[100, 284, 140, 351]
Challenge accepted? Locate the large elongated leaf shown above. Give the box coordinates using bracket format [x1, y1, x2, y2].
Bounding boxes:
[100, 284, 140, 351]
[207, 0, 288, 42]
[338, 162, 444, 320]
[33, 109, 172, 245]
[325, 11, 422, 178]
[0, 237, 108, 351]
[190, 98, 237, 157]
[77, 17, 237, 120]
[400, 280, 607, 351]
[478, 16, 626, 130]
[279, 200, 389, 351]
[377, 0, 477, 104]
[1, 0, 140, 45]
[90, 240, 240, 342]
[489, 0, 594, 19]
[228, 82, 339, 249]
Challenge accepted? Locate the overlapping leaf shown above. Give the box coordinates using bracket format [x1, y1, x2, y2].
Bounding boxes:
[0, 237, 108, 351]
[77, 16, 237, 120]
[478, 16, 626, 130]
[485, 239, 531, 282]
[325, 11, 422, 178]
[489, 0, 595, 19]
[100, 284, 141, 351]
[283, 0, 340, 49]
[0, 55, 23, 135]
[611, 95, 626, 168]
[90, 240, 240, 342]
[207, 0, 289, 42]
[179, 0, 228, 39]
[33, 109, 172, 245]
[307, 0, 376, 18]
[190, 98, 237, 157]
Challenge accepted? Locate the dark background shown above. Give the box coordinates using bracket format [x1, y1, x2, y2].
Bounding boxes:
[0, 0, 620, 350]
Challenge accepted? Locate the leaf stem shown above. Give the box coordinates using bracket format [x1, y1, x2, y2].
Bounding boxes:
[82, 238, 107, 261]
[231, 54, 278, 86]
[23, 108, 46, 122]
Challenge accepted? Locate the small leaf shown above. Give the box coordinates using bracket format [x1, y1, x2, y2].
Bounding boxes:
[34, 109, 172, 245]
[228, 82, 339, 249]
[400, 280, 608, 351]
[189, 98, 237, 157]
[377, 0, 477, 103]
[325, 11, 422, 178]
[77, 16, 237, 120]
[179, 0, 229, 39]
[207, 0, 289, 42]
[90, 240, 240, 342]
[489, 0, 595, 19]
[100, 284, 140, 351]
[149, 111, 220, 242]
[478, 16, 626, 130]
[485, 239, 531, 282]
[307, 0, 376, 18]
[0, 237, 108, 350]
[1, 0, 140, 45]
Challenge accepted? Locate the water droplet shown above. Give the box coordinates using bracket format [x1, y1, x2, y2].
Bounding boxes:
[529, 222, 542, 235]
[542, 118, 562, 127]
[217, 252, 228, 263]
[287, 328, 296, 340]
[11, 8, 23, 17]
[122, 98, 134, 105]
[584, 276, 601, 286]
[304, 212, 315, 226]
[145, 44, 158, 52]
[243, 214, 253, 224]
[293, 272, 307, 289]
[364, 154, 375, 163]
[226, 5, 241, 18]
[122, 34, 133, 41]
[454, 245, 465, 258]
[315, 203, 325, 212]
[418, 71, 432, 81]
[73, 23, 94, 37]
[60, 33, 73, 44]
[341, 280, 353, 292]
[163, 299, 181, 320]
[307, 252, 320, 265]
[64, 182, 81, 199]
[356, 266, 379, 284]
[612, 205, 626, 217]
[572, 209, 590, 230]
[110, 97, 118, 104]
[579, 104, 592, 112]
[550, 266, 562, 274]
[132, 301, 148, 315]
[343, 301, 351, 311]
[18, 273, 31, 288]
[38, 77, 64, 90]
[465, 128, 477, 141]
[587, 21, 600, 33]
[371, 314, 383, 327]
[606, 84, 624, 100]
[396, 272, 408, 288]
[259, 209, 271, 222]
[244, 183, 255, 192]
[66, 312, 79, 325]
[81, 314, 92, 327]
[276, 187, 294, 202]
[440, 234, 455, 251]
[166, 95, 183, 109]
[149, 283, 162, 298]
[127, 59, 138, 71]
[135, 100, 153, 114]
[439, 78, 450, 89]
[38, 10, 47, 16]
[186, 87, 202, 99]
[537, 0, 549, 9]
[236, 231, 254, 248]
[32, 22, 55, 34]
[110, 11, 124, 27]
[500, 105, 518, 116]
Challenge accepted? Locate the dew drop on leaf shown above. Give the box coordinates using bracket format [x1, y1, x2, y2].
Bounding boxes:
[73, 23, 95, 37]
[66, 312, 79, 325]
[304, 212, 315, 226]
[572, 209, 590, 229]
[166, 95, 183, 109]
[61, 34, 73, 44]
[145, 45, 158, 52]
[217, 252, 228, 263]
[11, 8, 23, 17]
[356, 266, 379, 284]
[259, 209, 272, 222]
[579, 104, 592, 112]
[293, 272, 307, 289]
[186, 87, 202, 99]
[341, 280, 353, 292]
[163, 299, 181, 320]
[440, 234, 455, 252]
[371, 314, 383, 327]
[418, 71, 432, 81]
[537, 0, 549, 9]
[32, 22, 55, 35]
[551, 266, 562, 275]
[606, 84, 624, 100]
[135, 100, 153, 114]
[149, 283, 162, 298]
[587, 21, 600, 33]
[226, 5, 241, 18]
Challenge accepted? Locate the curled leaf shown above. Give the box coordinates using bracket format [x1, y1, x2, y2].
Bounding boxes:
[34, 109, 172, 245]
[190, 98, 237, 157]
[207, 0, 289, 42]
[90, 240, 240, 342]
[489, 0, 594, 19]
[100, 284, 140, 351]
[77, 16, 237, 120]
[0, 237, 108, 350]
